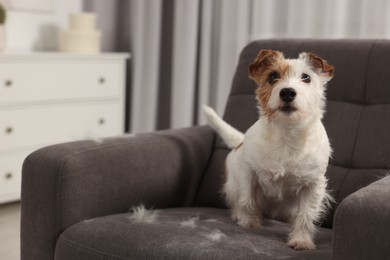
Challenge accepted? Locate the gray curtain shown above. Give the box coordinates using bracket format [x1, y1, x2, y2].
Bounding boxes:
[83, 0, 184, 132]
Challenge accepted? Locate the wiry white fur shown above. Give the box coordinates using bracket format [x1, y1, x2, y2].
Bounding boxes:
[202, 105, 244, 149]
[180, 217, 199, 228]
[129, 205, 158, 224]
[76, 130, 104, 144]
[204, 218, 219, 223]
[203, 52, 333, 250]
[204, 230, 226, 242]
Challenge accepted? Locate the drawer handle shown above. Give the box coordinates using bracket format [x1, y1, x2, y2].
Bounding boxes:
[98, 118, 105, 125]
[5, 126, 13, 134]
[99, 77, 106, 84]
[4, 172, 13, 180]
[5, 80, 13, 87]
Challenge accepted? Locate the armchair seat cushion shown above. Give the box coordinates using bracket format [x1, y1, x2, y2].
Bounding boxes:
[55, 208, 332, 260]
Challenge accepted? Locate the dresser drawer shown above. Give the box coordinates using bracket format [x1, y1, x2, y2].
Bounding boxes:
[0, 150, 31, 203]
[0, 61, 122, 104]
[0, 103, 123, 151]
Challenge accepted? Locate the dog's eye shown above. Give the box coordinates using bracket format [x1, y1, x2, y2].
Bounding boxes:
[301, 73, 311, 83]
[268, 72, 280, 84]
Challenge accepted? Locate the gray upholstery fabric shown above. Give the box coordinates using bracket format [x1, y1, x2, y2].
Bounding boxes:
[21, 39, 390, 260]
[21, 126, 215, 260]
[55, 208, 332, 260]
[333, 175, 390, 260]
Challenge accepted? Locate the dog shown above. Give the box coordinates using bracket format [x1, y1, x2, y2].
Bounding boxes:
[203, 49, 334, 250]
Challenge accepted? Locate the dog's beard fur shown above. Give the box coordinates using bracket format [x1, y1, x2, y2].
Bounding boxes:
[204, 49, 334, 250]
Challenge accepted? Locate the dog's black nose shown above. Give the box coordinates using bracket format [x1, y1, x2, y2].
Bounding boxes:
[279, 88, 296, 103]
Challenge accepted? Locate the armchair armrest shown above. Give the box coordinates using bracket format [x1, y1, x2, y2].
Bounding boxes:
[21, 126, 215, 260]
[333, 175, 390, 260]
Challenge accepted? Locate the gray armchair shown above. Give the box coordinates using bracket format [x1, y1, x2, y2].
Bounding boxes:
[21, 39, 390, 260]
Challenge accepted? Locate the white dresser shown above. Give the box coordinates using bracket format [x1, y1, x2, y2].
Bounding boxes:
[0, 52, 129, 204]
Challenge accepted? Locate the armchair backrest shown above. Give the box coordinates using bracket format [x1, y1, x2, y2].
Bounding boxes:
[195, 39, 390, 228]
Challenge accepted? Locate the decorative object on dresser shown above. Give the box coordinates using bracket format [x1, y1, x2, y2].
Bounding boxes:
[59, 12, 102, 53]
[0, 52, 129, 204]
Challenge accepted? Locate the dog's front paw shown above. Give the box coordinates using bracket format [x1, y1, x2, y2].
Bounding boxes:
[287, 239, 316, 250]
[237, 217, 262, 228]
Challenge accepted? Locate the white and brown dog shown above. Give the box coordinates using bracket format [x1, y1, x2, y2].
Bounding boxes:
[203, 49, 334, 250]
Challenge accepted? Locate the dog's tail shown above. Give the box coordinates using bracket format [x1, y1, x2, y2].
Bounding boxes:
[202, 105, 244, 149]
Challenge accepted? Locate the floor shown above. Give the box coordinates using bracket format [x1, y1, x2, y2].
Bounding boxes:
[0, 202, 20, 260]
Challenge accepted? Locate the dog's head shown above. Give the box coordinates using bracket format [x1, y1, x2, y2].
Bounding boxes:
[248, 49, 334, 125]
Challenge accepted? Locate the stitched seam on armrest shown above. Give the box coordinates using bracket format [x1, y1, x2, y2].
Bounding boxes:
[332, 197, 347, 259]
[57, 155, 64, 241]
[22, 156, 60, 260]
[59, 131, 215, 165]
[192, 132, 217, 205]
[59, 235, 130, 260]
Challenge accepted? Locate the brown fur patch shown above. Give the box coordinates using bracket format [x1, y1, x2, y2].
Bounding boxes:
[256, 84, 275, 118]
[248, 50, 284, 80]
[305, 52, 334, 78]
[249, 50, 290, 118]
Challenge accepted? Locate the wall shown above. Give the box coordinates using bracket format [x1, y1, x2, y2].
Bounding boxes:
[4, 0, 83, 51]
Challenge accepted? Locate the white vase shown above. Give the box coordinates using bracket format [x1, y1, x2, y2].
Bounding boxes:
[0, 25, 5, 51]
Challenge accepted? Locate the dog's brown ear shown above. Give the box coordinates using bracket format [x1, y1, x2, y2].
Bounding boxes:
[249, 49, 283, 80]
[300, 52, 334, 79]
